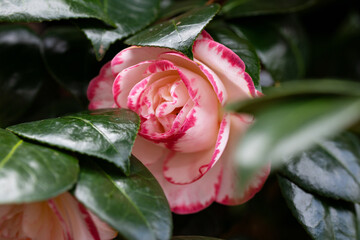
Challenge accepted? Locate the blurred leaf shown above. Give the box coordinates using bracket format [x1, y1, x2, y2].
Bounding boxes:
[7, 109, 140, 175]
[207, 22, 261, 91]
[222, 0, 317, 17]
[172, 237, 223, 240]
[278, 176, 360, 240]
[231, 16, 308, 82]
[0, 0, 112, 24]
[228, 80, 360, 113]
[75, 157, 172, 240]
[42, 26, 102, 105]
[281, 132, 360, 203]
[0, 128, 78, 204]
[125, 4, 220, 59]
[233, 96, 360, 188]
[80, 0, 160, 60]
[0, 25, 45, 127]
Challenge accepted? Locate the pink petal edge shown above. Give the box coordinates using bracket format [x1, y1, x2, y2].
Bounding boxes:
[163, 114, 230, 184]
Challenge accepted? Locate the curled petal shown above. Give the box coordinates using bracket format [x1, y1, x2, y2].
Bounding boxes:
[193, 39, 256, 102]
[111, 47, 173, 76]
[128, 60, 219, 153]
[159, 52, 227, 104]
[87, 62, 116, 110]
[163, 114, 230, 184]
[146, 157, 222, 214]
[216, 114, 270, 205]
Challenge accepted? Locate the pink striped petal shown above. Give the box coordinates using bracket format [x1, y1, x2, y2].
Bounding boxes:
[132, 135, 170, 166]
[87, 62, 116, 110]
[125, 60, 219, 153]
[113, 60, 175, 109]
[193, 39, 256, 102]
[196, 30, 213, 41]
[111, 46, 174, 76]
[146, 157, 222, 214]
[0, 205, 28, 239]
[216, 114, 270, 205]
[163, 114, 230, 184]
[158, 52, 227, 104]
[197, 60, 228, 105]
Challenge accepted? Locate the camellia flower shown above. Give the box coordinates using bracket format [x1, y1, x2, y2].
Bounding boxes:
[0, 192, 117, 240]
[88, 31, 270, 214]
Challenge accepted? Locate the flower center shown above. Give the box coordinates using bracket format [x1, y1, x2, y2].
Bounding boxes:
[134, 74, 191, 136]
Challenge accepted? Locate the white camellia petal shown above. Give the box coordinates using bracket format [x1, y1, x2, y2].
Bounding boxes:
[159, 52, 227, 104]
[197, 60, 228, 105]
[132, 136, 170, 166]
[163, 114, 230, 184]
[193, 39, 256, 102]
[87, 62, 116, 110]
[111, 46, 174, 76]
[146, 156, 223, 214]
[216, 114, 270, 205]
[125, 60, 218, 153]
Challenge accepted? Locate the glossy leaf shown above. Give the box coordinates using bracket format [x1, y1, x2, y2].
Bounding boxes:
[75, 157, 172, 240]
[159, 0, 207, 19]
[233, 96, 360, 188]
[0, 128, 78, 204]
[278, 176, 360, 240]
[7, 109, 140, 175]
[125, 4, 220, 59]
[207, 22, 261, 91]
[80, 0, 160, 60]
[0, 0, 112, 24]
[231, 17, 308, 82]
[222, 0, 317, 18]
[0, 25, 45, 127]
[42, 26, 103, 105]
[281, 132, 360, 203]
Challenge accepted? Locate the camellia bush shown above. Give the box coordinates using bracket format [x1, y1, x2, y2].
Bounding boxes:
[0, 0, 359, 239]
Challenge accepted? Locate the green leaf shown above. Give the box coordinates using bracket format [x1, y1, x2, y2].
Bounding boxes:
[207, 21, 261, 91]
[278, 176, 360, 240]
[228, 80, 360, 113]
[0, 128, 79, 204]
[0, 25, 45, 127]
[125, 4, 220, 59]
[172, 237, 223, 240]
[0, 0, 113, 24]
[159, 0, 207, 19]
[42, 26, 102, 105]
[231, 16, 308, 82]
[281, 132, 360, 203]
[7, 109, 140, 175]
[222, 0, 317, 17]
[233, 96, 360, 188]
[80, 0, 160, 60]
[74, 157, 172, 240]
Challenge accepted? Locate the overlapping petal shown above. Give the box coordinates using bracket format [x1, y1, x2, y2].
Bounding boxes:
[163, 114, 230, 184]
[215, 114, 270, 205]
[87, 30, 269, 215]
[193, 38, 256, 102]
[87, 62, 116, 110]
[146, 156, 222, 214]
[0, 193, 117, 240]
